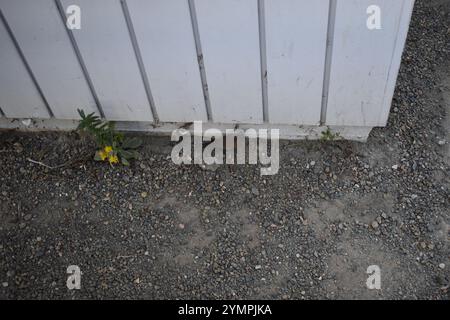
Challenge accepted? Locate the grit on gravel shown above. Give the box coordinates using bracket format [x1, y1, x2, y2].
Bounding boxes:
[0, 0, 449, 300]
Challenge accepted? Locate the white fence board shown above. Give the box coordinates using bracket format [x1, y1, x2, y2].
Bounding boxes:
[60, 0, 153, 121]
[0, 0, 97, 119]
[379, 0, 415, 125]
[195, 0, 263, 123]
[265, 0, 329, 125]
[0, 11, 49, 119]
[0, 0, 415, 139]
[326, 0, 409, 126]
[126, 0, 207, 122]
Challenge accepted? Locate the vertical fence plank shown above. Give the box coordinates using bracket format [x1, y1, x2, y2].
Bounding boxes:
[0, 0, 98, 119]
[326, 0, 408, 126]
[194, 0, 263, 124]
[126, 0, 206, 122]
[0, 11, 49, 119]
[265, 0, 329, 125]
[59, 0, 153, 121]
[378, 0, 415, 125]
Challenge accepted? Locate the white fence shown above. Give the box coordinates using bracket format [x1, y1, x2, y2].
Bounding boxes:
[0, 0, 415, 140]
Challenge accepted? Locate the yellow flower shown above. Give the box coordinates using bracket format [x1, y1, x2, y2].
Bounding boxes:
[108, 154, 119, 164]
[98, 150, 107, 161]
[104, 146, 113, 154]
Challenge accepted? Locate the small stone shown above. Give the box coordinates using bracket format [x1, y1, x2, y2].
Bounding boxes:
[255, 265, 262, 270]
[2, 282, 8, 287]
[21, 119, 32, 127]
[178, 223, 185, 229]
[437, 140, 445, 146]
[310, 161, 316, 166]
[251, 187, 259, 196]
[392, 164, 399, 170]
[134, 278, 141, 284]
[140, 192, 148, 198]
[371, 221, 379, 229]
[13, 143, 23, 153]
[439, 263, 445, 269]
[24, 214, 32, 221]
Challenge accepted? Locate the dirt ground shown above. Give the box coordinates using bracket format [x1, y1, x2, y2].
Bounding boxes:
[0, 0, 449, 299]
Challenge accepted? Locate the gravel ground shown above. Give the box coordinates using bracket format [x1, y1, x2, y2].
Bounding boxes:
[0, 0, 449, 300]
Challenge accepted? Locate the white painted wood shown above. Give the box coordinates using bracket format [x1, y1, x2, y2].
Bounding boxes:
[379, 0, 415, 125]
[265, 0, 329, 125]
[194, 0, 263, 123]
[326, 0, 410, 126]
[0, 13, 49, 119]
[0, 0, 416, 139]
[126, 0, 207, 122]
[59, 0, 153, 121]
[0, 0, 98, 119]
[0, 117, 373, 142]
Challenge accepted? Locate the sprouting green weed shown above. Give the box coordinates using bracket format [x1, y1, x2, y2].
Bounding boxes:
[77, 109, 142, 166]
[320, 127, 340, 141]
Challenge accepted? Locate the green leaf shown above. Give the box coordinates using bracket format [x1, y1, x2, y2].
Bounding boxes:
[120, 149, 141, 160]
[119, 150, 132, 160]
[115, 132, 124, 142]
[78, 109, 85, 118]
[94, 151, 103, 161]
[121, 157, 130, 166]
[122, 137, 142, 149]
[130, 150, 141, 159]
